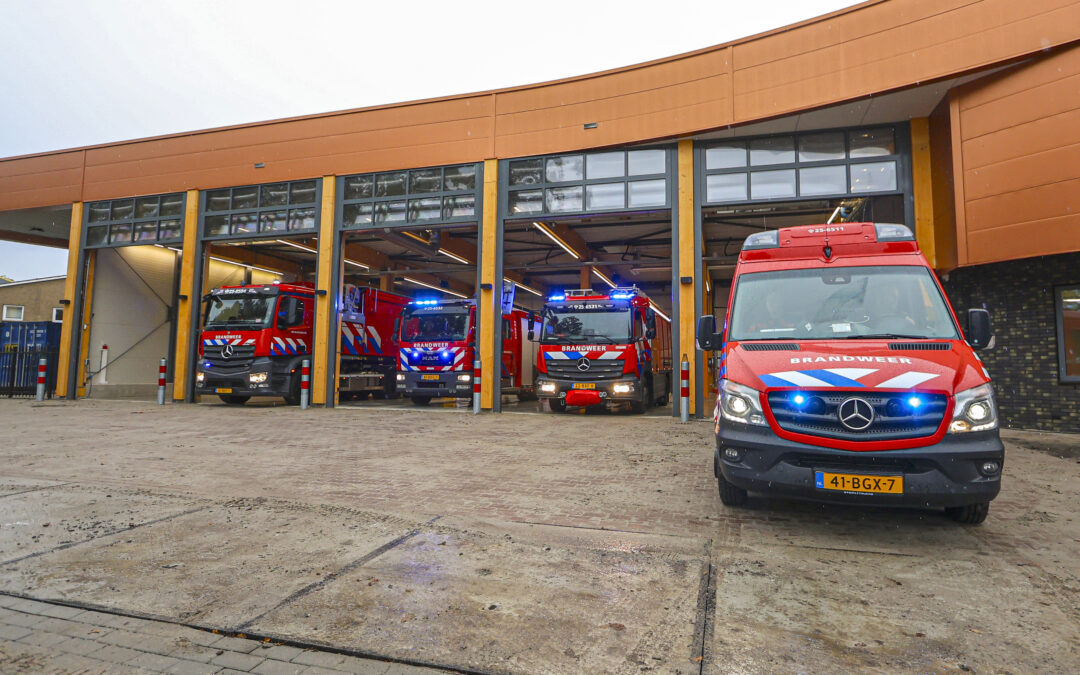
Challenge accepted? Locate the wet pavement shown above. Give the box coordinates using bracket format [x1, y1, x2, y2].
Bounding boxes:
[1, 399, 1078, 673]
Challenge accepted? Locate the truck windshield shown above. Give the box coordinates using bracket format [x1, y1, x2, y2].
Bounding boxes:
[729, 266, 959, 341]
[205, 296, 275, 329]
[400, 309, 469, 342]
[541, 307, 631, 344]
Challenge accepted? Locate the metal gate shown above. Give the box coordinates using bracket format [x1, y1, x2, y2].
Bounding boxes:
[0, 348, 58, 398]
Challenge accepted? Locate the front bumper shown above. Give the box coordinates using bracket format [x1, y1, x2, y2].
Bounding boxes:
[536, 376, 642, 405]
[195, 357, 286, 398]
[716, 424, 1003, 508]
[399, 371, 472, 397]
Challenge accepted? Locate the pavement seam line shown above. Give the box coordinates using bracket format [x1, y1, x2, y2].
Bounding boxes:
[236, 515, 442, 631]
[0, 504, 212, 567]
[509, 518, 691, 538]
[690, 545, 715, 674]
[0, 483, 73, 500]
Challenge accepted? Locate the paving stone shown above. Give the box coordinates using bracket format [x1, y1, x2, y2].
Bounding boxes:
[47, 652, 113, 674]
[99, 627, 177, 652]
[256, 643, 305, 662]
[91, 643, 143, 664]
[212, 649, 266, 671]
[58, 618, 111, 638]
[166, 659, 222, 675]
[55, 635, 105, 657]
[302, 667, 353, 675]
[0, 623, 32, 640]
[252, 657, 308, 674]
[35, 603, 87, 620]
[168, 639, 224, 663]
[291, 649, 348, 669]
[335, 658, 390, 675]
[129, 650, 185, 671]
[16, 629, 71, 648]
[212, 634, 263, 653]
[384, 664, 439, 675]
[0, 609, 44, 627]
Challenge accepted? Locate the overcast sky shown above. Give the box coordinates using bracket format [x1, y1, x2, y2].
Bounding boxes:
[0, 0, 859, 280]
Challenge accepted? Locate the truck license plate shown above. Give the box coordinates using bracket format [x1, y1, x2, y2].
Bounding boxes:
[216, 387, 233, 394]
[422, 374, 440, 380]
[572, 383, 596, 389]
[815, 472, 902, 494]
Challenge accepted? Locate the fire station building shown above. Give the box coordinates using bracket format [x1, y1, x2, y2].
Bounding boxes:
[0, 0, 1077, 431]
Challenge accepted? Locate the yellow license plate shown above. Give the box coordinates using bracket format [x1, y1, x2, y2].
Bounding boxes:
[816, 472, 903, 494]
[572, 383, 596, 389]
[216, 387, 233, 394]
[422, 374, 440, 380]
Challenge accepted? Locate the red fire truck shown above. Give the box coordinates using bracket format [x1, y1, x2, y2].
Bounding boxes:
[196, 282, 408, 404]
[697, 222, 1003, 524]
[396, 299, 538, 405]
[535, 287, 672, 413]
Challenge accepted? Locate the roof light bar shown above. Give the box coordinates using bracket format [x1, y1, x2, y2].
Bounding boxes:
[533, 221, 580, 260]
[401, 276, 468, 299]
[548, 294, 566, 302]
[591, 268, 617, 289]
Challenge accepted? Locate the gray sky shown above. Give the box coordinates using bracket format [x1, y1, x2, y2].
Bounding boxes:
[0, 0, 859, 280]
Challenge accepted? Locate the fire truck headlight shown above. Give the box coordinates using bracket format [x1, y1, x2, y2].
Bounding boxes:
[248, 372, 268, 384]
[457, 373, 471, 382]
[396, 373, 406, 382]
[949, 383, 998, 433]
[196, 372, 205, 383]
[540, 381, 557, 393]
[613, 383, 633, 394]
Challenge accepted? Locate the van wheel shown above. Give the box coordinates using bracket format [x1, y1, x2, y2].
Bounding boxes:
[219, 395, 250, 405]
[410, 396, 432, 406]
[717, 472, 748, 507]
[945, 502, 989, 525]
[546, 398, 566, 413]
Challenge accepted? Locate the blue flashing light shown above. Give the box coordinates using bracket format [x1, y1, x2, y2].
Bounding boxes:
[548, 294, 565, 302]
[907, 396, 923, 409]
[441, 350, 450, 358]
[204, 362, 211, 368]
[411, 299, 440, 306]
[792, 393, 806, 406]
[611, 292, 633, 300]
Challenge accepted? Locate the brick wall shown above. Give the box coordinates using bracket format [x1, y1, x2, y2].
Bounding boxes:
[943, 252, 1080, 432]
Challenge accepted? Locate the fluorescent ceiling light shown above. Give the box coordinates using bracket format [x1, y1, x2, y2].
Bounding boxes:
[504, 277, 541, 296]
[276, 239, 317, 254]
[209, 256, 280, 276]
[650, 303, 671, 322]
[402, 276, 468, 299]
[402, 231, 429, 244]
[344, 259, 370, 270]
[439, 248, 471, 264]
[533, 221, 580, 260]
[591, 267, 616, 289]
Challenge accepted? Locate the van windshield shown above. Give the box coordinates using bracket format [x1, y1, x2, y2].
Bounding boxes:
[729, 266, 959, 341]
[205, 296, 275, 329]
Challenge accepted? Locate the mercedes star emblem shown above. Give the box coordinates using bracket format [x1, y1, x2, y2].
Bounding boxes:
[576, 357, 592, 372]
[221, 344, 234, 359]
[838, 397, 874, 430]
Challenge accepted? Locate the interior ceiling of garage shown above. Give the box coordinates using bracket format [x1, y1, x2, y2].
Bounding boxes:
[0, 204, 72, 247]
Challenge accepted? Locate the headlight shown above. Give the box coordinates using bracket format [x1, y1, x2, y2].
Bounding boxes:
[196, 372, 205, 383]
[396, 373, 405, 382]
[540, 382, 557, 393]
[613, 383, 632, 393]
[457, 373, 471, 382]
[248, 372, 268, 384]
[949, 382, 998, 433]
[719, 379, 767, 426]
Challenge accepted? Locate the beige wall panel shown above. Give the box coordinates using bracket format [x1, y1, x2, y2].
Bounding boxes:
[963, 142, 1080, 202]
[966, 214, 1080, 264]
[965, 176, 1080, 232]
[960, 104, 1080, 171]
[958, 71, 1080, 142]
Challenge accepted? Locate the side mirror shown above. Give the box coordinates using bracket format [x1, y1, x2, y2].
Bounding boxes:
[967, 308, 993, 350]
[645, 328, 656, 340]
[697, 314, 721, 351]
[527, 328, 535, 341]
[279, 296, 301, 328]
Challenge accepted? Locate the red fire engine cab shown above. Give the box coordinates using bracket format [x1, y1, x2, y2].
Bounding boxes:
[536, 287, 672, 413]
[396, 298, 538, 406]
[196, 282, 407, 404]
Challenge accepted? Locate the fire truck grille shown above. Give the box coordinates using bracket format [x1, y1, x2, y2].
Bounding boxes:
[203, 345, 256, 360]
[545, 359, 626, 381]
[766, 390, 947, 441]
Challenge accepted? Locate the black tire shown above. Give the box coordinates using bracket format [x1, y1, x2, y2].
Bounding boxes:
[713, 449, 720, 478]
[218, 394, 250, 405]
[283, 374, 301, 406]
[410, 396, 432, 406]
[656, 393, 669, 407]
[717, 471, 748, 507]
[945, 502, 989, 525]
[382, 374, 398, 400]
[546, 398, 567, 413]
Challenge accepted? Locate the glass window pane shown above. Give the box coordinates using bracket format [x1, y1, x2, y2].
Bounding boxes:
[135, 197, 159, 219]
[158, 219, 182, 240]
[259, 210, 288, 233]
[408, 197, 442, 221]
[799, 165, 847, 196]
[443, 195, 475, 219]
[260, 183, 289, 207]
[587, 152, 624, 179]
[443, 164, 476, 192]
[231, 212, 257, 235]
[586, 183, 625, 210]
[288, 207, 317, 230]
[508, 159, 543, 186]
[628, 149, 666, 175]
[1060, 288, 1080, 377]
[344, 175, 374, 201]
[375, 172, 407, 197]
[849, 161, 897, 193]
[508, 190, 543, 214]
[545, 186, 583, 213]
[798, 132, 845, 162]
[628, 179, 666, 207]
[88, 202, 111, 223]
[231, 186, 258, 210]
[110, 199, 134, 220]
[109, 223, 132, 244]
[706, 173, 747, 202]
[342, 203, 373, 228]
[85, 225, 108, 246]
[373, 201, 406, 223]
[705, 143, 746, 169]
[289, 180, 317, 204]
[546, 155, 583, 183]
[205, 190, 231, 212]
[160, 194, 183, 217]
[849, 128, 895, 158]
[409, 169, 441, 194]
[204, 215, 229, 237]
[133, 222, 157, 242]
[750, 137, 795, 166]
[750, 170, 796, 199]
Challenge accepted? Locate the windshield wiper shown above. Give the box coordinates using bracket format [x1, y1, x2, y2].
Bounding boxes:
[843, 333, 929, 340]
[586, 335, 616, 344]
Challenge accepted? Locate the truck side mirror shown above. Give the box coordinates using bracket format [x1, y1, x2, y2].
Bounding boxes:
[966, 308, 993, 350]
[527, 328, 535, 341]
[278, 296, 301, 328]
[697, 314, 721, 351]
[645, 309, 657, 339]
